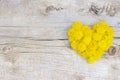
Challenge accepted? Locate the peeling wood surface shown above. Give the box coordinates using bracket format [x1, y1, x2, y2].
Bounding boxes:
[0, 0, 120, 80]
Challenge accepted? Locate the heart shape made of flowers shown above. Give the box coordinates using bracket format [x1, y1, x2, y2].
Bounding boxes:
[67, 21, 114, 64]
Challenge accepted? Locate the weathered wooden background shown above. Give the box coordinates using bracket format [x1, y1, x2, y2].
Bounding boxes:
[0, 0, 120, 80]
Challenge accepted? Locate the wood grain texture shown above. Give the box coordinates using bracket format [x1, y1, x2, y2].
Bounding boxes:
[0, 0, 119, 80]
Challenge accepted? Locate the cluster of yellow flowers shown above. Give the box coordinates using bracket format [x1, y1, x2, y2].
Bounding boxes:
[67, 21, 114, 64]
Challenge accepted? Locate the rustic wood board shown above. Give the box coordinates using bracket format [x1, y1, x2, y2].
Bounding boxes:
[0, 0, 120, 80]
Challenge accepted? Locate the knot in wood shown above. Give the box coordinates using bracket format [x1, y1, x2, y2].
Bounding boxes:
[108, 46, 116, 56]
[2, 46, 13, 53]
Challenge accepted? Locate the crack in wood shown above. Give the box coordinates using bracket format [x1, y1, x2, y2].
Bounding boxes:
[45, 5, 63, 13]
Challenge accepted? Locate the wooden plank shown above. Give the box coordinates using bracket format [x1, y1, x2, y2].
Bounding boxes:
[0, 0, 119, 39]
[0, 35, 119, 79]
[0, 45, 119, 80]
[0, 37, 119, 58]
[0, 25, 119, 39]
[0, 0, 120, 26]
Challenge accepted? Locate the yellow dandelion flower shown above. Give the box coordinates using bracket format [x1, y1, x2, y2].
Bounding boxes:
[67, 21, 114, 64]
